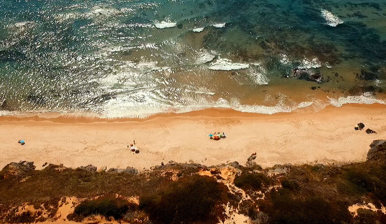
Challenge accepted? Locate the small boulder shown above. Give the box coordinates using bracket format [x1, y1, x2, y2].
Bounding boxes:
[246, 153, 257, 167]
[107, 168, 119, 173]
[98, 166, 107, 172]
[79, 164, 97, 172]
[228, 161, 241, 169]
[366, 128, 377, 134]
[122, 166, 138, 175]
[357, 123, 365, 130]
[356, 69, 379, 81]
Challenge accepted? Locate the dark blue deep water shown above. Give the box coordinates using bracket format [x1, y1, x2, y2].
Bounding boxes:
[0, 0, 385, 117]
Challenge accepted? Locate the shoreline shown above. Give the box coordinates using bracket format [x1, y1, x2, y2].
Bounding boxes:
[0, 103, 385, 170]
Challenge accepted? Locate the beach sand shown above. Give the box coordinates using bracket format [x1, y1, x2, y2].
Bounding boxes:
[0, 104, 385, 170]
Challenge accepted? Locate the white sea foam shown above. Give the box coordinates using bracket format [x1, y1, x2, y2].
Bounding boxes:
[100, 94, 171, 118]
[87, 6, 121, 17]
[298, 58, 322, 69]
[192, 27, 205, 32]
[279, 54, 290, 65]
[195, 50, 216, 64]
[247, 65, 269, 85]
[321, 9, 343, 27]
[212, 23, 226, 28]
[209, 58, 249, 71]
[154, 20, 177, 29]
[328, 93, 385, 107]
[0, 110, 12, 116]
[97, 92, 386, 118]
[13, 21, 33, 28]
[325, 63, 332, 69]
[54, 12, 80, 22]
[126, 23, 153, 28]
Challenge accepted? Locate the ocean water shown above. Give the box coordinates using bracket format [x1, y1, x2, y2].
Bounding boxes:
[0, 0, 385, 117]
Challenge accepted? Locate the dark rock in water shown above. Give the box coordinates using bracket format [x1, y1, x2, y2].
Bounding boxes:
[348, 85, 382, 95]
[26, 94, 46, 106]
[357, 123, 365, 130]
[0, 99, 7, 109]
[311, 86, 317, 90]
[289, 68, 323, 83]
[177, 23, 183, 29]
[0, 50, 27, 62]
[367, 140, 386, 161]
[79, 165, 97, 172]
[349, 11, 367, 19]
[366, 128, 377, 134]
[356, 69, 379, 80]
[1, 161, 35, 178]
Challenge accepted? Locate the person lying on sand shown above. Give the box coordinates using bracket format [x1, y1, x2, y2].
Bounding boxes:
[128, 140, 140, 153]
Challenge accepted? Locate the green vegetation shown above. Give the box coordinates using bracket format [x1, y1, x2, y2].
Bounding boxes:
[70, 197, 132, 221]
[140, 175, 227, 224]
[234, 172, 270, 191]
[259, 189, 352, 224]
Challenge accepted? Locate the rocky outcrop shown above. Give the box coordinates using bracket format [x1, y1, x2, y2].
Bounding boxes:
[0, 161, 35, 178]
[367, 140, 386, 161]
[78, 165, 97, 172]
[107, 167, 138, 175]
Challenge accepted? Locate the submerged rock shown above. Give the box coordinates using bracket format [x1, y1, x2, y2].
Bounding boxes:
[285, 68, 324, 83]
[356, 69, 379, 81]
[367, 140, 386, 161]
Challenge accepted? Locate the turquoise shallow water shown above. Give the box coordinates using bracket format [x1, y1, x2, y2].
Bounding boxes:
[0, 0, 385, 117]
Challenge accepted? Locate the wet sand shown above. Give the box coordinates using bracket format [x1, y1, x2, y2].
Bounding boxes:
[0, 104, 385, 170]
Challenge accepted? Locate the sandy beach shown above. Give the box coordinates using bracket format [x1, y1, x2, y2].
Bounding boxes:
[0, 104, 385, 170]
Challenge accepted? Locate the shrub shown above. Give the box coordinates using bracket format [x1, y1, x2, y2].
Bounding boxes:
[343, 166, 386, 203]
[280, 179, 300, 191]
[139, 175, 227, 224]
[234, 172, 270, 190]
[260, 189, 352, 224]
[71, 197, 131, 220]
